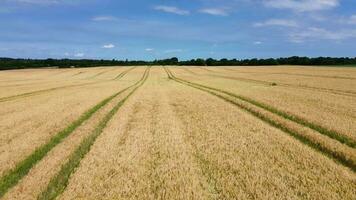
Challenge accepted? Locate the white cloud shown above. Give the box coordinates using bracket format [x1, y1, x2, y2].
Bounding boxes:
[74, 53, 84, 57]
[199, 8, 229, 16]
[254, 19, 298, 27]
[102, 44, 115, 49]
[154, 5, 189, 15]
[92, 16, 117, 22]
[145, 48, 154, 52]
[64, 52, 70, 56]
[254, 41, 262, 45]
[289, 27, 356, 42]
[263, 0, 339, 12]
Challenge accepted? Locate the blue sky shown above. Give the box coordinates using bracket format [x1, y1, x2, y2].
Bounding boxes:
[0, 0, 355, 60]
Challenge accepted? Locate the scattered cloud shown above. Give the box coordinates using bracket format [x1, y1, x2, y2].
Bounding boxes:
[263, 0, 339, 12]
[145, 48, 154, 52]
[74, 52, 84, 57]
[254, 41, 262, 45]
[199, 8, 229, 16]
[254, 19, 299, 27]
[102, 44, 115, 49]
[154, 5, 189, 15]
[92, 16, 117, 22]
[289, 27, 356, 43]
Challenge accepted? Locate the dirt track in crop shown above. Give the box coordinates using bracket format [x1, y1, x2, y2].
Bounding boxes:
[0, 66, 355, 200]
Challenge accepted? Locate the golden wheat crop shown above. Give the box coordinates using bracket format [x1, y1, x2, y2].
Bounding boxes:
[0, 66, 355, 200]
[171, 67, 356, 141]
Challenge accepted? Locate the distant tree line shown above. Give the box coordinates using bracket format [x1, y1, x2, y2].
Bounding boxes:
[175, 57, 356, 66]
[1, 56, 355, 70]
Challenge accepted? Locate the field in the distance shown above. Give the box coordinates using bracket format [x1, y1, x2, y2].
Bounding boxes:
[0, 66, 355, 200]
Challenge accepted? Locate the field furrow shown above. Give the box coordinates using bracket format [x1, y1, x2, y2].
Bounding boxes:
[114, 66, 137, 80]
[0, 82, 103, 102]
[0, 68, 143, 177]
[171, 67, 356, 142]
[58, 68, 214, 200]
[196, 67, 356, 97]
[2, 82, 134, 200]
[87, 68, 116, 79]
[38, 67, 150, 200]
[221, 66, 356, 80]
[163, 72, 355, 199]
[165, 67, 356, 172]
[170, 69, 356, 147]
[0, 67, 135, 99]
[0, 68, 121, 88]
[0, 68, 147, 197]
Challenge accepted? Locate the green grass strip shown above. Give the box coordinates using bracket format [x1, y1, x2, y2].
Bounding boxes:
[164, 67, 356, 172]
[38, 67, 150, 200]
[0, 69, 142, 197]
[166, 68, 355, 148]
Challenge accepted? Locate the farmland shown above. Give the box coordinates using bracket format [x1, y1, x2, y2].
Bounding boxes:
[0, 66, 355, 200]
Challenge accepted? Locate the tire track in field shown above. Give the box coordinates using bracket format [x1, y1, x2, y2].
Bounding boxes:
[0, 67, 138, 153]
[173, 67, 356, 147]
[195, 67, 356, 97]
[114, 66, 137, 80]
[211, 73, 356, 97]
[37, 67, 150, 200]
[88, 68, 117, 79]
[146, 79, 218, 199]
[88, 70, 110, 79]
[0, 70, 74, 86]
[0, 67, 137, 103]
[59, 80, 153, 199]
[1, 67, 134, 88]
[71, 71, 86, 77]
[0, 67, 147, 197]
[2, 85, 134, 199]
[0, 82, 100, 103]
[58, 70, 216, 199]
[198, 67, 215, 72]
[181, 67, 198, 75]
[220, 67, 356, 80]
[48, 69, 73, 77]
[0, 79, 31, 83]
[0, 78, 91, 88]
[164, 67, 356, 172]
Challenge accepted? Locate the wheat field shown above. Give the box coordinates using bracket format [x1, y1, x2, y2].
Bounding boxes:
[0, 66, 355, 200]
